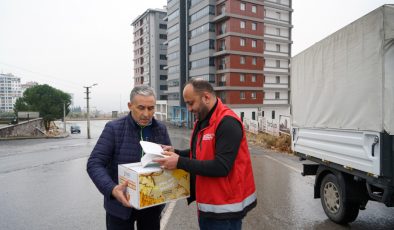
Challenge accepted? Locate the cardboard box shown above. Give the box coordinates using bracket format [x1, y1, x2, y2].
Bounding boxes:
[118, 163, 190, 209]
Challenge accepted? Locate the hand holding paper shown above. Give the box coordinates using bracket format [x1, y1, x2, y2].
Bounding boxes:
[153, 151, 180, 170]
[140, 141, 167, 167]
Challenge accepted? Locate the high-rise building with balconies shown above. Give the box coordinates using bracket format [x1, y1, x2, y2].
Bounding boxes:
[0, 73, 22, 112]
[165, 0, 292, 125]
[132, 8, 168, 100]
[261, 0, 292, 124]
[165, 0, 188, 125]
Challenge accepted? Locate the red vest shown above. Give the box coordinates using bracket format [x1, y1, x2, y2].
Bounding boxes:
[191, 99, 257, 216]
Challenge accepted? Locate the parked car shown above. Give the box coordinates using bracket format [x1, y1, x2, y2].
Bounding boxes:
[70, 125, 81, 134]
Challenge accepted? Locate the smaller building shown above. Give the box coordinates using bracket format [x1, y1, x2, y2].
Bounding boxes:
[21, 81, 38, 95]
[0, 73, 22, 112]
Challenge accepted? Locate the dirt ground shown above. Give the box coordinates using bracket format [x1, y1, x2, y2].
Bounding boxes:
[246, 132, 292, 154]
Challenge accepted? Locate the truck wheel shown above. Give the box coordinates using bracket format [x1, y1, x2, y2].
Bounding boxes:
[320, 173, 359, 224]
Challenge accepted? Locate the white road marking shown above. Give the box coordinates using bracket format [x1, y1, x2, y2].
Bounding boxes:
[263, 155, 302, 173]
[160, 201, 176, 230]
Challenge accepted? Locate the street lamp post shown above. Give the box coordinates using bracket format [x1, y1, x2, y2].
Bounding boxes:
[84, 83, 97, 139]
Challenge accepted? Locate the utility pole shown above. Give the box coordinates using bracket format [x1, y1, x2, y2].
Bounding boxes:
[84, 83, 97, 139]
[63, 102, 66, 132]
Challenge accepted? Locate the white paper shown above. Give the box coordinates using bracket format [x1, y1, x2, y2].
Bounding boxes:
[140, 141, 167, 167]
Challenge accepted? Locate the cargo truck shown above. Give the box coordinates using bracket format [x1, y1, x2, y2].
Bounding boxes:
[291, 5, 394, 224]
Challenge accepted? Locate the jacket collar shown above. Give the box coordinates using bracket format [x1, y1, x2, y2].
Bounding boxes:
[127, 112, 157, 129]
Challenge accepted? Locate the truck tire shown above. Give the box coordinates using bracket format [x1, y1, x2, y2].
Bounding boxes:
[320, 173, 359, 224]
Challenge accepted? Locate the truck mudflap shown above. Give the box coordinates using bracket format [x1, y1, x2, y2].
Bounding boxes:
[366, 182, 394, 207]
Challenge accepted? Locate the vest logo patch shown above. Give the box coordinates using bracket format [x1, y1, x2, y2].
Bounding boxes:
[202, 133, 215, 141]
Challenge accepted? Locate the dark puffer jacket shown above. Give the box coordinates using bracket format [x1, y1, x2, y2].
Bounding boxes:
[87, 113, 171, 219]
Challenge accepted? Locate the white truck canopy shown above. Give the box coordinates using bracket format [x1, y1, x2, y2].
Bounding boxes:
[291, 5, 394, 134]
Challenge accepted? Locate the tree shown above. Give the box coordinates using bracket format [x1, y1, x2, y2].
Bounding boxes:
[14, 84, 72, 131]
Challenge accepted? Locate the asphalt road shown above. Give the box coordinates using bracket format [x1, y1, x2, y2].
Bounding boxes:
[0, 120, 393, 230]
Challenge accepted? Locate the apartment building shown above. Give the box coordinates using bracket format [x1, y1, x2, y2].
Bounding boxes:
[165, 0, 188, 125]
[165, 0, 292, 125]
[0, 73, 22, 112]
[132, 8, 168, 100]
[261, 0, 292, 124]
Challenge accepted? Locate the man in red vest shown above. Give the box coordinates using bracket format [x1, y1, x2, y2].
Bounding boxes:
[154, 78, 257, 230]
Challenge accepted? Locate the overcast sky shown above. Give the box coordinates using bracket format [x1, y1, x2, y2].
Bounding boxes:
[0, 0, 393, 112]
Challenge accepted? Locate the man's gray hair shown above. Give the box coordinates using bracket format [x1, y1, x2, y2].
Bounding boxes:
[130, 85, 156, 102]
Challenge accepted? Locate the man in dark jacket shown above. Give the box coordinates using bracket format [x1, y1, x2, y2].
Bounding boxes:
[87, 85, 171, 230]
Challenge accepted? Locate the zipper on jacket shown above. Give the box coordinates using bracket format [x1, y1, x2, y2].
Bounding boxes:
[140, 126, 144, 158]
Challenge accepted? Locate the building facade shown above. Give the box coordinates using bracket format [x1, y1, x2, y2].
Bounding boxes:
[261, 0, 292, 125]
[164, 0, 292, 126]
[21, 81, 38, 95]
[165, 0, 188, 125]
[0, 73, 22, 112]
[132, 8, 169, 100]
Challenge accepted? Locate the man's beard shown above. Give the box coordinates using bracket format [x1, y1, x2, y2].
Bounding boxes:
[197, 104, 210, 121]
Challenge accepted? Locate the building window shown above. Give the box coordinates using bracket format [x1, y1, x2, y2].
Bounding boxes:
[168, 23, 179, 34]
[160, 85, 168, 90]
[168, 37, 180, 47]
[262, 111, 265, 117]
[276, 44, 281, 52]
[219, 4, 226, 14]
[276, 60, 281, 68]
[272, 110, 276, 119]
[240, 21, 245, 29]
[276, 76, 280, 83]
[240, 56, 245, 64]
[252, 5, 257, 13]
[160, 75, 167, 80]
[276, 12, 281, 20]
[190, 57, 215, 69]
[275, 92, 280, 99]
[190, 5, 215, 23]
[252, 23, 257, 31]
[240, 38, 245, 46]
[219, 39, 226, 51]
[220, 22, 226, 34]
[252, 111, 256, 120]
[190, 40, 215, 53]
[252, 40, 256, 48]
[159, 34, 167, 39]
[252, 75, 256, 82]
[276, 28, 281, 36]
[160, 54, 167, 60]
[251, 92, 256, 99]
[240, 92, 245, 99]
[240, 74, 245, 82]
[240, 2, 245, 11]
[220, 74, 226, 82]
[160, 65, 166, 70]
[252, 57, 257, 65]
[159, 24, 167, 29]
[168, 9, 179, 21]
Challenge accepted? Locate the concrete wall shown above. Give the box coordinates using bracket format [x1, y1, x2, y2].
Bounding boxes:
[0, 118, 46, 138]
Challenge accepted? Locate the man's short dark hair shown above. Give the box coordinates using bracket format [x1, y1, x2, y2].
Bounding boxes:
[185, 78, 215, 96]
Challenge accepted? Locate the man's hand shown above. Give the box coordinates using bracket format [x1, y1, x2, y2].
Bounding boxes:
[161, 144, 175, 152]
[153, 151, 179, 170]
[112, 181, 131, 208]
